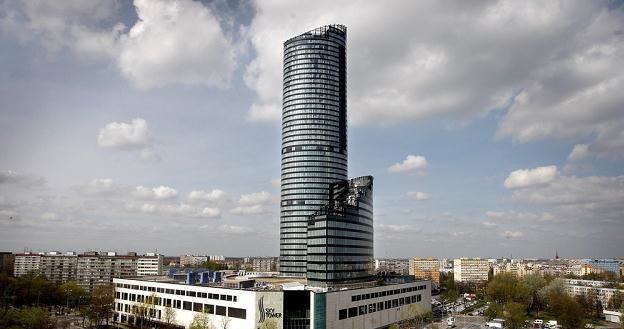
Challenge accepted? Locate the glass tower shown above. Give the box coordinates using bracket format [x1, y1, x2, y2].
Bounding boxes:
[307, 176, 374, 287]
[280, 25, 348, 277]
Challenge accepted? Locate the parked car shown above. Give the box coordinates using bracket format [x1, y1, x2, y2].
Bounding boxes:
[447, 317, 456, 327]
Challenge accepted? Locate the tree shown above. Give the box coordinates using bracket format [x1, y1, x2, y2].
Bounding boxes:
[484, 302, 503, 320]
[219, 316, 231, 329]
[59, 282, 86, 311]
[399, 304, 431, 328]
[608, 291, 623, 310]
[88, 284, 114, 327]
[548, 291, 585, 329]
[486, 273, 528, 305]
[619, 304, 624, 329]
[521, 275, 547, 315]
[503, 302, 527, 329]
[259, 318, 279, 329]
[163, 306, 177, 329]
[17, 307, 56, 329]
[189, 309, 212, 329]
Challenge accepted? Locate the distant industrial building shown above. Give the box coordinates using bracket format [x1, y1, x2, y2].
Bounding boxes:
[409, 258, 440, 287]
[453, 258, 489, 283]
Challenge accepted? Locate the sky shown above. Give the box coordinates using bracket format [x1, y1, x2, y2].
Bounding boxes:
[0, 0, 623, 259]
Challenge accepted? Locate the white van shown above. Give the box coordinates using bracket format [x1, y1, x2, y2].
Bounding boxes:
[533, 319, 543, 325]
[546, 320, 558, 328]
[447, 317, 456, 326]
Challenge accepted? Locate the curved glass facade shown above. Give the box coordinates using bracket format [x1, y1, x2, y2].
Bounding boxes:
[280, 25, 348, 277]
[307, 176, 375, 287]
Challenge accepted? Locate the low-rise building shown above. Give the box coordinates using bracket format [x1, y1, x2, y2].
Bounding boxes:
[563, 279, 624, 308]
[112, 275, 431, 329]
[180, 255, 208, 267]
[375, 259, 409, 275]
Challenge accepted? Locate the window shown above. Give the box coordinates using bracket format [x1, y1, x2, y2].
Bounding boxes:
[377, 302, 383, 311]
[204, 304, 214, 314]
[183, 301, 192, 311]
[339, 309, 347, 320]
[226, 295, 232, 302]
[193, 303, 203, 312]
[216, 306, 226, 316]
[220, 295, 227, 301]
[233, 296, 237, 302]
[187, 291, 196, 297]
[348, 307, 357, 318]
[228, 307, 246, 319]
[165, 299, 172, 307]
[358, 305, 367, 315]
[369, 303, 376, 313]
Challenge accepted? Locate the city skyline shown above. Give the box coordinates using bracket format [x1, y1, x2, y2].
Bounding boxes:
[1, 1, 623, 259]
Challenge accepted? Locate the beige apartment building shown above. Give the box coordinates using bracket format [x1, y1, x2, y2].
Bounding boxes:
[13, 253, 41, 276]
[453, 258, 489, 283]
[409, 258, 440, 287]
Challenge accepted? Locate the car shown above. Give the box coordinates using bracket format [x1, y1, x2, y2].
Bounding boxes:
[584, 324, 594, 329]
[533, 320, 543, 325]
[447, 317, 456, 327]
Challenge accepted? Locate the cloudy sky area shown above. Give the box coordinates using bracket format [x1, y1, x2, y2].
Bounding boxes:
[1, 0, 623, 258]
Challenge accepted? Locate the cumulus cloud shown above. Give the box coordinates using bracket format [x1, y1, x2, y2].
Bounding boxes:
[245, 0, 624, 145]
[504, 165, 558, 189]
[501, 230, 524, 239]
[217, 224, 252, 235]
[482, 221, 497, 229]
[132, 186, 178, 200]
[74, 178, 120, 196]
[97, 118, 159, 160]
[388, 155, 428, 173]
[1, 0, 237, 90]
[0, 170, 45, 187]
[568, 144, 591, 162]
[502, 169, 624, 223]
[188, 189, 226, 202]
[230, 191, 274, 215]
[486, 211, 554, 222]
[128, 202, 221, 219]
[117, 0, 237, 89]
[407, 191, 430, 201]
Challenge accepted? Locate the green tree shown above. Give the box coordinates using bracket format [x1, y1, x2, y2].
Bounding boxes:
[619, 304, 624, 329]
[59, 282, 86, 311]
[486, 273, 528, 305]
[548, 291, 585, 329]
[88, 284, 114, 327]
[399, 304, 431, 328]
[521, 274, 547, 315]
[503, 302, 527, 329]
[484, 302, 503, 320]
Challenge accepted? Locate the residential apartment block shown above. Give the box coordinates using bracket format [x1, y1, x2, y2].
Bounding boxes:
[453, 258, 489, 283]
[409, 258, 440, 287]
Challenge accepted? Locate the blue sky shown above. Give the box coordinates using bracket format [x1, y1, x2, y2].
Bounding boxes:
[0, 0, 623, 258]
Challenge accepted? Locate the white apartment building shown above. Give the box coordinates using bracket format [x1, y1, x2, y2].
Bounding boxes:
[453, 258, 489, 283]
[13, 253, 41, 276]
[563, 279, 624, 308]
[137, 253, 164, 276]
[113, 276, 431, 329]
[179, 255, 208, 267]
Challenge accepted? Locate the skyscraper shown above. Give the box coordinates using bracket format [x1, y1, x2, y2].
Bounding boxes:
[307, 176, 374, 287]
[280, 25, 348, 277]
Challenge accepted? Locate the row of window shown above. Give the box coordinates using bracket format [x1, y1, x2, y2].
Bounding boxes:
[285, 41, 343, 55]
[115, 287, 238, 303]
[351, 285, 427, 302]
[115, 301, 246, 319]
[338, 295, 423, 320]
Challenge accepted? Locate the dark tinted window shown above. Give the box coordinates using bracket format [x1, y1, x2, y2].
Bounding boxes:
[228, 307, 246, 319]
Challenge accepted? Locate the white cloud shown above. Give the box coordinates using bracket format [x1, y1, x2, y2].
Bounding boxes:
[117, 0, 237, 89]
[217, 224, 252, 235]
[388, 155, 428, 173]
[237, 191, 272, 206]
[0, 170, 45, 187]
[482, 221, 497, 229]
[188, 189, 226, 202]
[1, 0, 237, 90]
[407, 191, 430, 201]
[129, 202, 221, 219]
[0, 0, 123, 58]
[568, 144, 591, 162]
[230, 191, 274, 216]
[40, 212, 58, 220]
[97, 118, 159, 160]
[75, 178, 120, 196]
[245, 0, 624, 143]
[504, 165, 558, 189]
[486, 210, 554, 222]
[501, 230, 524, 239]
[132, 186, 178, 200]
